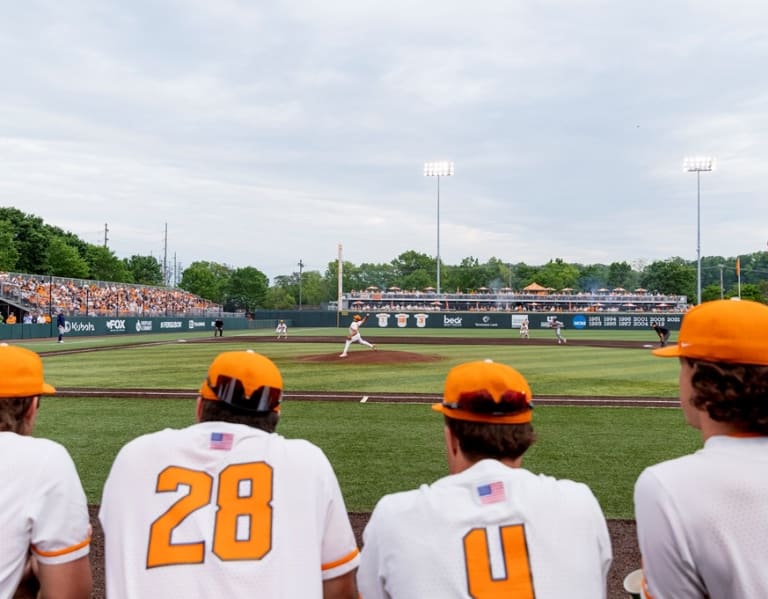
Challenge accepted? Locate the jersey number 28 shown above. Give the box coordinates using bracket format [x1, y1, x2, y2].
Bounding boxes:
[146, 462, 273, 567]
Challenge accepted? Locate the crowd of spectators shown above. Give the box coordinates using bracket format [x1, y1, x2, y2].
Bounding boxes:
[344, 287, 687, 313]
[0, 272, 221, 319]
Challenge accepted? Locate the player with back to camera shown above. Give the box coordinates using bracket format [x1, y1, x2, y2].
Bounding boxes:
[634, 299, 768, 598]
[0, 345, 92, 599]
[339, 314, 375, 357]
[99, 350, 360, 599]
[357, 359, 612, 598]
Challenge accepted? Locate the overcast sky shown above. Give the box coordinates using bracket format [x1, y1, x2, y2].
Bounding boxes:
[2, 1, 767, 282]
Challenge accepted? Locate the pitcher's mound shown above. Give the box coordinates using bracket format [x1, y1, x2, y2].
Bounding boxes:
[302, 351, 442, 365]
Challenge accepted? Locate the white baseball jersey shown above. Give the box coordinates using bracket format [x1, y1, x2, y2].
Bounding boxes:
[358, 459, 611, 599]
[348, 321, 362, 339]
[635, 435, 768, 599]
[0, 433, 91, 599]
[99, 421, 359, 599]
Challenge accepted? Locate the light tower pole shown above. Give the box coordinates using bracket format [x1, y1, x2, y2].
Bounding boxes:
[683, 156, 715, 305]
[423, 161, 454, 295]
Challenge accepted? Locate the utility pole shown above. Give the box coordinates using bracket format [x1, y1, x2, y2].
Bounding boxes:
[163, 222, 168, 286]
[298, 259, 304, 310]
[718, 264, 724, 299]
[104, 223, 109, 248]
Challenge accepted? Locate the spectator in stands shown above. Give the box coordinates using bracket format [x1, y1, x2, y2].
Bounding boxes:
[6, 313, 16, 324]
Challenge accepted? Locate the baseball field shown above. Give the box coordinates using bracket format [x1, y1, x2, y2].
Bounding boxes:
[22, 326, 696, 598]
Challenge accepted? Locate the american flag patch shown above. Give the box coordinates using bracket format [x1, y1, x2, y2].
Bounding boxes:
[209, 432, 234, 450]
[477, 481, 506, 504]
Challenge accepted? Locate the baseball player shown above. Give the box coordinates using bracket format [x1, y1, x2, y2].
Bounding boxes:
[56, 310, 66, 343]
[358, 360, 612, 598]
[275, 319, 288, 340]
[635, 300, 768, 599]
[0, 345, 92, 599]
[551, 317, 567, 344]
[339, 314, 376, 357]
[519, 316, 530, 339]
[99, 350, 360, 599]
[650, 322, 669, 347]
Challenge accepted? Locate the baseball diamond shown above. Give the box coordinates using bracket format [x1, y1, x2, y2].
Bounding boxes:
[39, 334, 656, 598]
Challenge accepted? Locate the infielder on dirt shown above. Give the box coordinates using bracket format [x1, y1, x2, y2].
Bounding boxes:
[99, 350, 360, 599]
[0, 345, 92, 599]
[357, 359, 612, 598]
[339, 314, 376, 357]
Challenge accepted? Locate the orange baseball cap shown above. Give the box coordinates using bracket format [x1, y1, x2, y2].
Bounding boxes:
[0, 344, 56, 398]
[432, 360, 533, 424]
[653, 299, 768, 366]
[199, 350, 284, 412]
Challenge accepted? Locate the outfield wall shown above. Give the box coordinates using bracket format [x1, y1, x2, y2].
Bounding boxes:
[0, 316, 251, 340]
[253, 310, 684, 331]
[1, 310, 684, 340]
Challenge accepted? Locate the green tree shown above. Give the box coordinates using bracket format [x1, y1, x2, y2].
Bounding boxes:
[45, 237, 90, 278]
[640, 258, 695, 299]
[263, 286, 295, 309]
[536, 258, 580, 291]
[124, 255, 164, 285]
[86, 245, 131, 282]
[180, 261, 232, 303]
[577, 264, 609, 292]
[0, 208, 51, 273]
[444, 257, 489, 292]
[510, 263, 541, 290]
[606, 261, 637, 290]
[390, 251, 435, 286]
[401, 269, 433, 291]
[357, 262, 396, 291]
[725, 283, 764, 303]
[226, 266, 269, 311]
[0, 220, 20, 270]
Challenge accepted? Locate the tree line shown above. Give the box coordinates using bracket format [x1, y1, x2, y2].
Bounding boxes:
[1, 208, 766, 311]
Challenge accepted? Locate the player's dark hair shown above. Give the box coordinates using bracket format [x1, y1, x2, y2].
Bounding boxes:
[686, 358, 768, 434]
[446, 418, 536, 461]
[199, 398, 279, 433]
[0, 396, 36, 434]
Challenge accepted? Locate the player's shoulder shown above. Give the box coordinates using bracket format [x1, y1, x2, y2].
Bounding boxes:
[2, 433, 70, 458]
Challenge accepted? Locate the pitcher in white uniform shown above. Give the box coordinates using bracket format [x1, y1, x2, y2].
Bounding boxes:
[358, 359, 612, 598]
[100, 350, 359, 599]
[635, 299, 768, 599]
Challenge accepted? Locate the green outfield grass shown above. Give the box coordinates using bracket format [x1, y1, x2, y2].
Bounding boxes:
[25, 328, 695, 520]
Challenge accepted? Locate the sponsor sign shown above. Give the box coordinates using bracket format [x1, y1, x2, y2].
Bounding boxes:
[135, 320, 153, 332]
[188, 320, 206, 329]
[443, 315, 463, 328]
[65, 322, 96, 333]
[106, 319, 127, 333]
[160, 321, 183, 329]
[572, 314, 587, 329]
[474, 315, 499, 328]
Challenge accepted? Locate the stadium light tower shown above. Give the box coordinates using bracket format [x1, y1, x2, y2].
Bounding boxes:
[424, 161, 454, 295]
[683, 156, 715, 306]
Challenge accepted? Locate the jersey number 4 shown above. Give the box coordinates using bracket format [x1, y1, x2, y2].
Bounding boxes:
[464, 525, 534, 598]
[146, 462, 273, 568]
